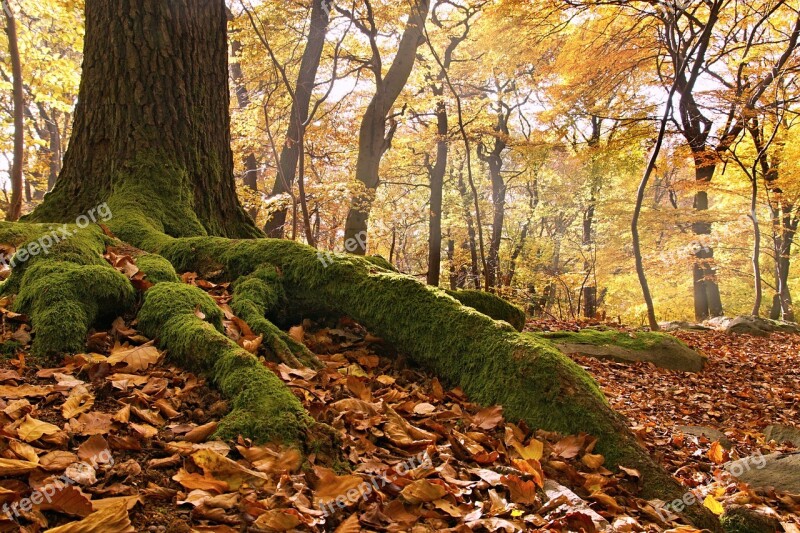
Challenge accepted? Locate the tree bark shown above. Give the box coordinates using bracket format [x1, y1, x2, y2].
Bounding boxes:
[343, 0, 431, 254]
[4, 0, 24, 221]
[426, 100, 447, 286]
[478, 108, 510, 291]
[32, 0, 257, 238]
[263, 0, 330, 238]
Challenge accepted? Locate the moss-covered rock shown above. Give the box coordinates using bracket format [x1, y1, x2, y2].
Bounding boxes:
[534, 329, 707, 372]
[444, 289, 526, 331]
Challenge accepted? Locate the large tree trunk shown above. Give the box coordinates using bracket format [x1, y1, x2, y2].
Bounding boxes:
[4, 2, 719, 529]
[263, 0, 330, 238]
[4, 0, 24, 221]
[342, 0, 431, 254]
[32, 0, 257, 239]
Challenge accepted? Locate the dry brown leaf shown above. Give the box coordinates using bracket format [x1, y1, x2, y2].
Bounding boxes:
[107, 343, 160, 372]
[0, 457, 39, 475]
[42, 500, 133, 532]
[172, 469, 229, 493]
[191, 449, 269, 489]
[62, 385, 95, 419]
[400, 479, 447, 504]
[183, 421, 218, 443]
[312, 466, 364, 503]
[334, 513, 361, 533]
[18, 414, 61, 442]
[39, 485, 94, 517]
[252, 509, 302, 531]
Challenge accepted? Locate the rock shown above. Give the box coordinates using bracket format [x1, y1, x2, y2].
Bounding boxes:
[764, 424, 800, 447]
[658, 321, 711, 332]
[552, 336, 707, 372]
[724, 452, 800, 493]
[720, 505, 782, 533]
[724, 316, 774, 337]
[675, 425, 734, 449]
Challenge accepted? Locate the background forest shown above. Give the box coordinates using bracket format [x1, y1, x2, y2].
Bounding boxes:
[2, 0, 800, 325]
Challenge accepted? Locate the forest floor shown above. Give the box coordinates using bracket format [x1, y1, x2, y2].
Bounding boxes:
[0, 263, 798, 532]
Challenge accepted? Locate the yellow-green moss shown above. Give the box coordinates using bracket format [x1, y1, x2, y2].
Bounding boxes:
[444, 289, 526, 331]
[535, 329, 674, 351]
[4, 226, 134, 356]
[136, 254, 180, 284]
[137, 283, 313, 444]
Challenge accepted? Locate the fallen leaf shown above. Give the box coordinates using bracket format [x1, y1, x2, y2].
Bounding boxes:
[42, 500, 133, 532]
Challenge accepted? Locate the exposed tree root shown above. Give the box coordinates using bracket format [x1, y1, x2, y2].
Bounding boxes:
[5, 182, 721, 530]
[231, 267, 322, 369]
[0, 224, 134, 356]
[137, 282, 316, 445]
[444, 288, 526, 331]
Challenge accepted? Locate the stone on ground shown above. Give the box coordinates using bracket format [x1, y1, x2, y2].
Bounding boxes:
[724, 452, 800, 494]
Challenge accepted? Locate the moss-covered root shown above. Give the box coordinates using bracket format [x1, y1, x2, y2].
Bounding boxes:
[153, 238, 720, 531]
[137, 282, 314, 444]
[231, 267, 322, 369]
[135, 253, 180, 284]
[1, 225, 135, 356]
[444, 289, 526, 331]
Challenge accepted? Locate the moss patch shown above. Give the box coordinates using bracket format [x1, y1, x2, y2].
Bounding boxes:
[136, 254, 180, 284]
[137, 282, 313, 444]
[444, 289, 526, 331]
[3, 226, 134, 356]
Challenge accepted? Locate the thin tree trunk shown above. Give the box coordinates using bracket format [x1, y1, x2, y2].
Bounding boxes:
[456, 172, 480, 288]
[427, 100, 447, 286]
[4, 0, 24, 221]
[264, 0, 330, 238]
[750, 173, 762, 316]
[343, 0, 431, 253]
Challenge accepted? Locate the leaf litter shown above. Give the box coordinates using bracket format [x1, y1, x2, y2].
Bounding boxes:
[0, 268, 797, 531]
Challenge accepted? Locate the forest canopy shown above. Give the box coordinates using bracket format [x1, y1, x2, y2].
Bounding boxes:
[2, 0, 800, 323]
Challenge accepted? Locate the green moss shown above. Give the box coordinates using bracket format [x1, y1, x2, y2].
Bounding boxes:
[0, 340, 22, 357]
[535, 329, 679, 351]
[230, 268, 321, 369]
[7, 226, 135, 356]
[720, 507, 780, 533]
[136, 254, 180, 284]
[444, 289, 526, 331]
[137, 283, 313, 444]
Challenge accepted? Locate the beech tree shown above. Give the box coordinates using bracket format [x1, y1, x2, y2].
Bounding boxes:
[0, 1, 720, 529]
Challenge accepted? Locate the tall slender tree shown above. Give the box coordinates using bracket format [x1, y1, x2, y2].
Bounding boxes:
[3, 0, 23, 221]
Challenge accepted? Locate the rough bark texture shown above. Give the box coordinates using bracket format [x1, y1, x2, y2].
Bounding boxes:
[31, 0, 257, 239]
[263, 0, 330, 238]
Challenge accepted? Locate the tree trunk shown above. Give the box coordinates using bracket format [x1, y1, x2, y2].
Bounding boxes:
[32, 0, 257, 238]
[456, 172, 480, 288]
[690, 156, 723, 321]
[47, 109, 62, 192]
[4, 0, 24, 221]
[427, 100, 447, 286]
[230, 39, 260, 219]
[343, 0, 431, 254]
[263, 0, 330, 238]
